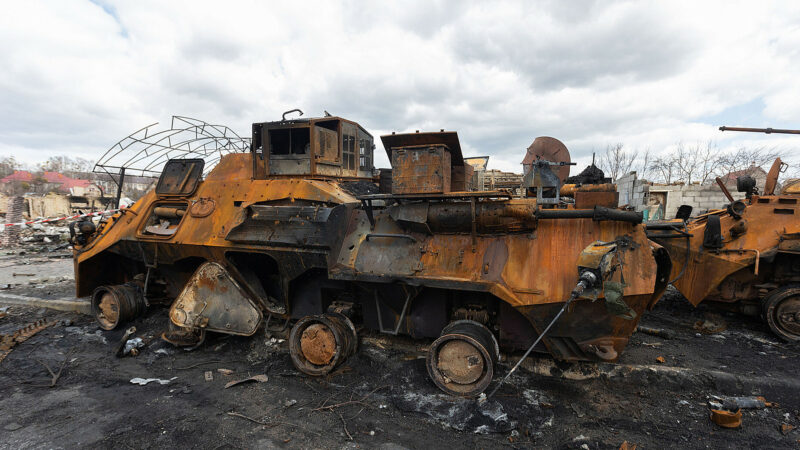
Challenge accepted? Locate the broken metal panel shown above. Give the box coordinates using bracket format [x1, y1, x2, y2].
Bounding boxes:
[169, 262, 262, 336]
[391, 145, 452, 194]
[269, 157, 311, 176]
[574, 190, 619, 209]
[315, 126, 340, 164]
[225, 205, 334, 247]
[451, 164, 474, 191]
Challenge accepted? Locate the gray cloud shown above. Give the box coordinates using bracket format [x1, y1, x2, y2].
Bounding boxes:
[450, 3, 698, 90]
[0, 0, 798, 174]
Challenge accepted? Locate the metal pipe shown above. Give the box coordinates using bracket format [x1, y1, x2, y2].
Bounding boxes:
[719, 126, 800, 135]
[115, 167, 126, 209]
[536, 206, 643, 224]
[716, 177, 735, 202]
[365, 233, 417, 242]
[560, 183, 616, 196]
[718, 249, 760, 275]
[153, 207, 186, 219]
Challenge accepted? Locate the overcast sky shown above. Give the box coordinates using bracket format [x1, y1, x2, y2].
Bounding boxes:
[1, 0, 799, 174]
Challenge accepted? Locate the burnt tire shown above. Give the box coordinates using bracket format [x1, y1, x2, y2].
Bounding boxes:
[289, 313, 357, 376]
[91, 283, 146, 330]
[764, 285, 800, 342]
[426, 320, 499, 397]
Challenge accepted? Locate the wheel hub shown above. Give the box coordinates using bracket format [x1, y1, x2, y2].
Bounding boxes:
[300, 323, 336, 365]
[97, 292, 119, 329]
[776, 297, 800, 335]
[437, 339, 484, 385]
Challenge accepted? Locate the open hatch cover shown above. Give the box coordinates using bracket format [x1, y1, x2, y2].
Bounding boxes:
[156, 159, 205, 196]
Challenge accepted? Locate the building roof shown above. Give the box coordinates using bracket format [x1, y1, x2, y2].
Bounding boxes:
[0, 170, 93, 191]
[720, 166, 767, 184]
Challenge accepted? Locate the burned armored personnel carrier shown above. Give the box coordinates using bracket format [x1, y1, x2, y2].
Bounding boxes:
[73, 114, 671, 396]
[648, 126, 800, 342]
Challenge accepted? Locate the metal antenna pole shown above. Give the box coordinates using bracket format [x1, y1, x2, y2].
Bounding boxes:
[484, 271, 597, 400]
[485, 292, 578, 400]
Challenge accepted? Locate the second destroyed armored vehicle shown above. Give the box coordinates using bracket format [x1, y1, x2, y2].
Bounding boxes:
[648, 126, 800, 342]
[73, 114, 671, 396]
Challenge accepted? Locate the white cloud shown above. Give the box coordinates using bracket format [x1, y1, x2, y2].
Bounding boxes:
[0, 0, 799, 177]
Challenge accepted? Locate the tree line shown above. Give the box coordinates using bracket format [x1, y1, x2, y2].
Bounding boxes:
[596, 142, 787, 184]
[0, 155, 95, 179]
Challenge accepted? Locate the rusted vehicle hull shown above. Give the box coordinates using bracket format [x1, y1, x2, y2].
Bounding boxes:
[74, 120, 671, 397]
[648, 192, 800, 341]
[328, 200, 669, 362]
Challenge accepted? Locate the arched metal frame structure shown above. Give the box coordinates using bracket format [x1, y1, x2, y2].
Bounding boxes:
[94, 116, 250, 207]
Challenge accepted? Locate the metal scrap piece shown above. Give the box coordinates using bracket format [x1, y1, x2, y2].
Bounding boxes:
[130, 377, 177, 385]
[709, 408, 742, 428]
[224, 374, 268, 389]
[0, 319, 57, 363]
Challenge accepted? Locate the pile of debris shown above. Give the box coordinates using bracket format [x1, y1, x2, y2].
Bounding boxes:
[1, 221, 73, 254]
[19, 223, 71, 245]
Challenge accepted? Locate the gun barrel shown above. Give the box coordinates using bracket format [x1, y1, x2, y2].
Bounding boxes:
[719, 126, 800, 135]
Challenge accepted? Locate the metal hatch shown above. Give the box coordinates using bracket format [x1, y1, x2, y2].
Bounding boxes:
[155, 159, 205, 196]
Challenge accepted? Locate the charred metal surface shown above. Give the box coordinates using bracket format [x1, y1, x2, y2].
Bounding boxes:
[169, 262, 262, 336]
[390, 144, 452, 194]
[427, 320, 499, 397]
[648, 157, 800, 341]
[226, 205, 334, 247]
[156, 159, 205, 196]
[289, 313, 357, 376]
[74, 116, 670, 397]
[91, 282, 146, 331]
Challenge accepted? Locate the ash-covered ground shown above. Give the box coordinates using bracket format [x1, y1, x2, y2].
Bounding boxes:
[0, 252, 799, 449]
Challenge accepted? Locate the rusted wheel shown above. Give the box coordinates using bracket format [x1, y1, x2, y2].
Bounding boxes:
[426, 320, 499, 397]
[764, 286, 800, 341]
[91, 283, 146, 330]
[289, 313, 357, 376]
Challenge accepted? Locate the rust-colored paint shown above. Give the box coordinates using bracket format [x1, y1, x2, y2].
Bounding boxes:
[710, 408, 742, 428]
[650, 194, 800, 306]
[300, 323, 336, 365]
[74, 153, 358, 297]
[75, 121, 669, 370]
[331, 196, 663, 361]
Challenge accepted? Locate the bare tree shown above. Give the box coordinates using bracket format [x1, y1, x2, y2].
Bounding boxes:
[715, 146, 783, 177]
[646, 141, 722, 184]
[672, 141, 721, 184]
[598, 143, 636, 181]
[0, 156, 20, 178]
[635, 148, 652, 180]
[650, 156, 676, 184]
[38, 155, 95, 176]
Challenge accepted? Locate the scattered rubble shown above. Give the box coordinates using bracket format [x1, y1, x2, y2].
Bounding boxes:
[695, 313, 728, 334]
[130, 377, 177, 386]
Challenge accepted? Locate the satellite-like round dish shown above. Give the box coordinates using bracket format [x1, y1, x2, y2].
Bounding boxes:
[521, 137, 571, 183]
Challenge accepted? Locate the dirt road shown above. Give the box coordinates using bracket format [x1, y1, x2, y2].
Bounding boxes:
[0, 253, 798, 449]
